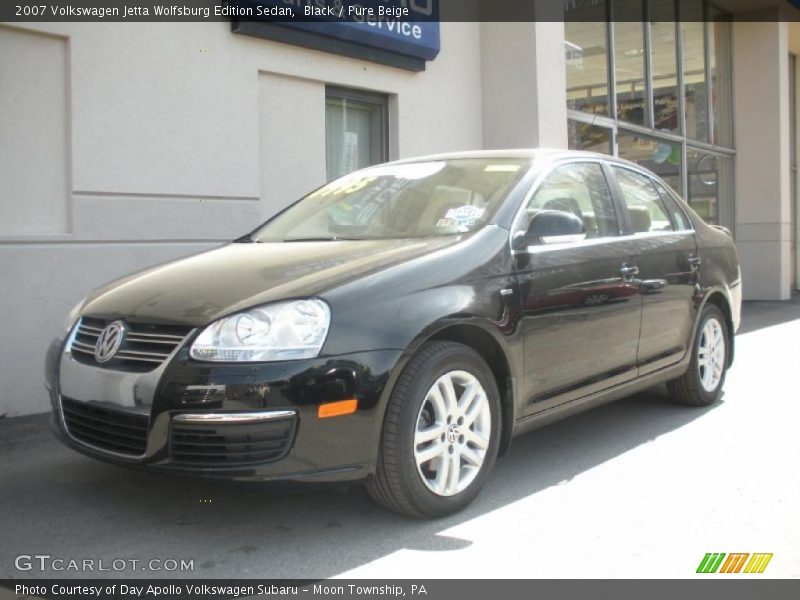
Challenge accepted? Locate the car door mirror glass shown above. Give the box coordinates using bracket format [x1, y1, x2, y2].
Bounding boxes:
[514, 209, 586, 249]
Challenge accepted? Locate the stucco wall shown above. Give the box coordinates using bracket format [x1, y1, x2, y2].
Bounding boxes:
[733, 17, 793, 301]
[0, 21, 484, 417]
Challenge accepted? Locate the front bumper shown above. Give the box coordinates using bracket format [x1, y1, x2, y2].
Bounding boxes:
[46, 330, 403, 483]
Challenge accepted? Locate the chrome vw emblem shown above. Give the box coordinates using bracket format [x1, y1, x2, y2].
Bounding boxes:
[94, 320, 126, 363]
[446, 423, 460, 444]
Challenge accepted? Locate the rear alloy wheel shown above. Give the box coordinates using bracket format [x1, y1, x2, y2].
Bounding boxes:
[667, 304, 729, 406]
[367, 342, 501, 518]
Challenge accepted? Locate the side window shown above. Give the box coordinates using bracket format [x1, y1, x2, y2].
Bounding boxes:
[654, 182, 692, 231]
[612, 167, 675, 233]
[519, 162, 619, 239]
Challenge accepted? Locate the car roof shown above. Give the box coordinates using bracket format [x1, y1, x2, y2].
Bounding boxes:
[386, 148, 646, 172]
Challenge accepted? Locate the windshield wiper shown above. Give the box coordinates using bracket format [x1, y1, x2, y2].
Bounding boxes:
[283, 236, 361, 242]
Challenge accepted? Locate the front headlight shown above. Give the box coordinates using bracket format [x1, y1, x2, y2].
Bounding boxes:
[189, 299, 331, 362]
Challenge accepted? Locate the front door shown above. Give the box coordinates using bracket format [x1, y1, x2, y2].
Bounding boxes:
[514, 161, 642, 416]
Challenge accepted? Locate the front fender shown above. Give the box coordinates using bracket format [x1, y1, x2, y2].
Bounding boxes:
[318, 226, 516, 357]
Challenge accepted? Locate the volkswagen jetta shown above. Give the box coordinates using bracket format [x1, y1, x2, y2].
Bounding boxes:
[45, 150, 741, 518]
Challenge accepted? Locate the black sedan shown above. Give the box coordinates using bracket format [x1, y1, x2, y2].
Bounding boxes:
[45, 150, 741, 518]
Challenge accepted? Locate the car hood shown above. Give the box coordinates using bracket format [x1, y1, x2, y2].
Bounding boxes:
[81, 238, 461, 326]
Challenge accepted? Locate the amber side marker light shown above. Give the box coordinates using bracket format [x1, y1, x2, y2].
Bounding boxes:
[318, 399, 359, 419]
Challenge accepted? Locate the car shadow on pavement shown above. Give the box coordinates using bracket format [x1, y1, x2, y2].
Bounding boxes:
[0, 386, 718, 579]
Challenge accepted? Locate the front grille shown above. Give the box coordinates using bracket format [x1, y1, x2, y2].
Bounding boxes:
[170, 417, 296, 467]
[61, 397, 149, 456]
[70, 317, 191, 372]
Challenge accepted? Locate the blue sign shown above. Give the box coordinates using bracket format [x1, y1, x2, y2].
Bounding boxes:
[233, 0, 440, 63]
[278, 18, 440, 62]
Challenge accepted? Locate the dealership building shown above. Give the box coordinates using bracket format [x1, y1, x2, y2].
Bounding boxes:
[1, 0, 799, 417]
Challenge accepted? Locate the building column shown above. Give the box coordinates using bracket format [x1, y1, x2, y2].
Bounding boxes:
[480, 18, 568, 150]
[733, 16, 792, 300]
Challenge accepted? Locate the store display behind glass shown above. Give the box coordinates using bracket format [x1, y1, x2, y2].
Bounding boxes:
[565, 0, 734, 228]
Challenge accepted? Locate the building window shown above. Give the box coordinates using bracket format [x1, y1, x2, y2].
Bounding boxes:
[687, 149, 734, 226]
[680, 0, 709, 143]
[612, 2, 646, 127]
[325, 87, 388, 181]
[708, 7, 733, 147]
[565, 0, 735, 229]
[650, 1, 679, 134]
[565, 2, 610, 116]
[618, 129, 682, 195]
[568, 120, 613, 154]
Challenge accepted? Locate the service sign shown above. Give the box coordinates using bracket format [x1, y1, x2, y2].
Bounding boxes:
[233, 0, 441, 63]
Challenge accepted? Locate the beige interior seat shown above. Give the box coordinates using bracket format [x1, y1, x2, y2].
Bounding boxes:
[582, 212, 598, 237]
[542, 197, 583, 221]
[628, 206, 652, 232]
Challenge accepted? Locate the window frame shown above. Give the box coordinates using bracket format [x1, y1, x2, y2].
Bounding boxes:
[510, 159, 625, 251]
[325, 85, 390, 181]
[607, 163, 698, 235]
[654, 181, 693, 231]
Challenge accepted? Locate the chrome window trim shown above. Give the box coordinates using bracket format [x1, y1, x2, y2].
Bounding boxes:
[627, 230, 696, 239]
[172, 411, 297, 425]
[541, 233, 587, 245]
[516, 234, 628, 256]
[514, 229, 696, 257]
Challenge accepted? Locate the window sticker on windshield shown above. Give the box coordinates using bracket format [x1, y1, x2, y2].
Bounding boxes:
[445, 206, 485, 221]
[437, 205, 485, 229]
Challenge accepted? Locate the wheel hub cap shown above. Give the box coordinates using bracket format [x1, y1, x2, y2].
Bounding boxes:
[698, 317, 726, 393]
[414, 370, 491, 497]
[446, 423, 460, 444]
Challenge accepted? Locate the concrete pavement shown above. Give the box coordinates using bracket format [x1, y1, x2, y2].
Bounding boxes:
[1, 299, 798, 579]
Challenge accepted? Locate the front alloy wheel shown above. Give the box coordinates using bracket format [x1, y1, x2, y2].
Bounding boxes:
[367, 342, 501, 518]
[414, 370, 491, 497]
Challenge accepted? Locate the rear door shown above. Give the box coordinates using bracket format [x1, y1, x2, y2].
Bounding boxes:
[514, 161, 642, 415]
[609, 165, 698, 374]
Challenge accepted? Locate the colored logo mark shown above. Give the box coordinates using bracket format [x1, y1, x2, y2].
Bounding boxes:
[696, 553, 773, 574]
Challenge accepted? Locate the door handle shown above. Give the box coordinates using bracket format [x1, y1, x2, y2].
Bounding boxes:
[688, 255, 702, 271]
[620, 264, 639, 280]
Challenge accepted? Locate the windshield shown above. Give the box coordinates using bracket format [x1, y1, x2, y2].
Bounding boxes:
[250, 158, 531, 242]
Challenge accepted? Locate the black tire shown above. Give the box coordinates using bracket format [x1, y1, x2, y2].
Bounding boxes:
[367, 341, 502, 518]
[667, 304, 730, 407]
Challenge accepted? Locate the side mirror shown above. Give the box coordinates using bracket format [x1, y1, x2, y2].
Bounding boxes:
[513, 210, 586, 250]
